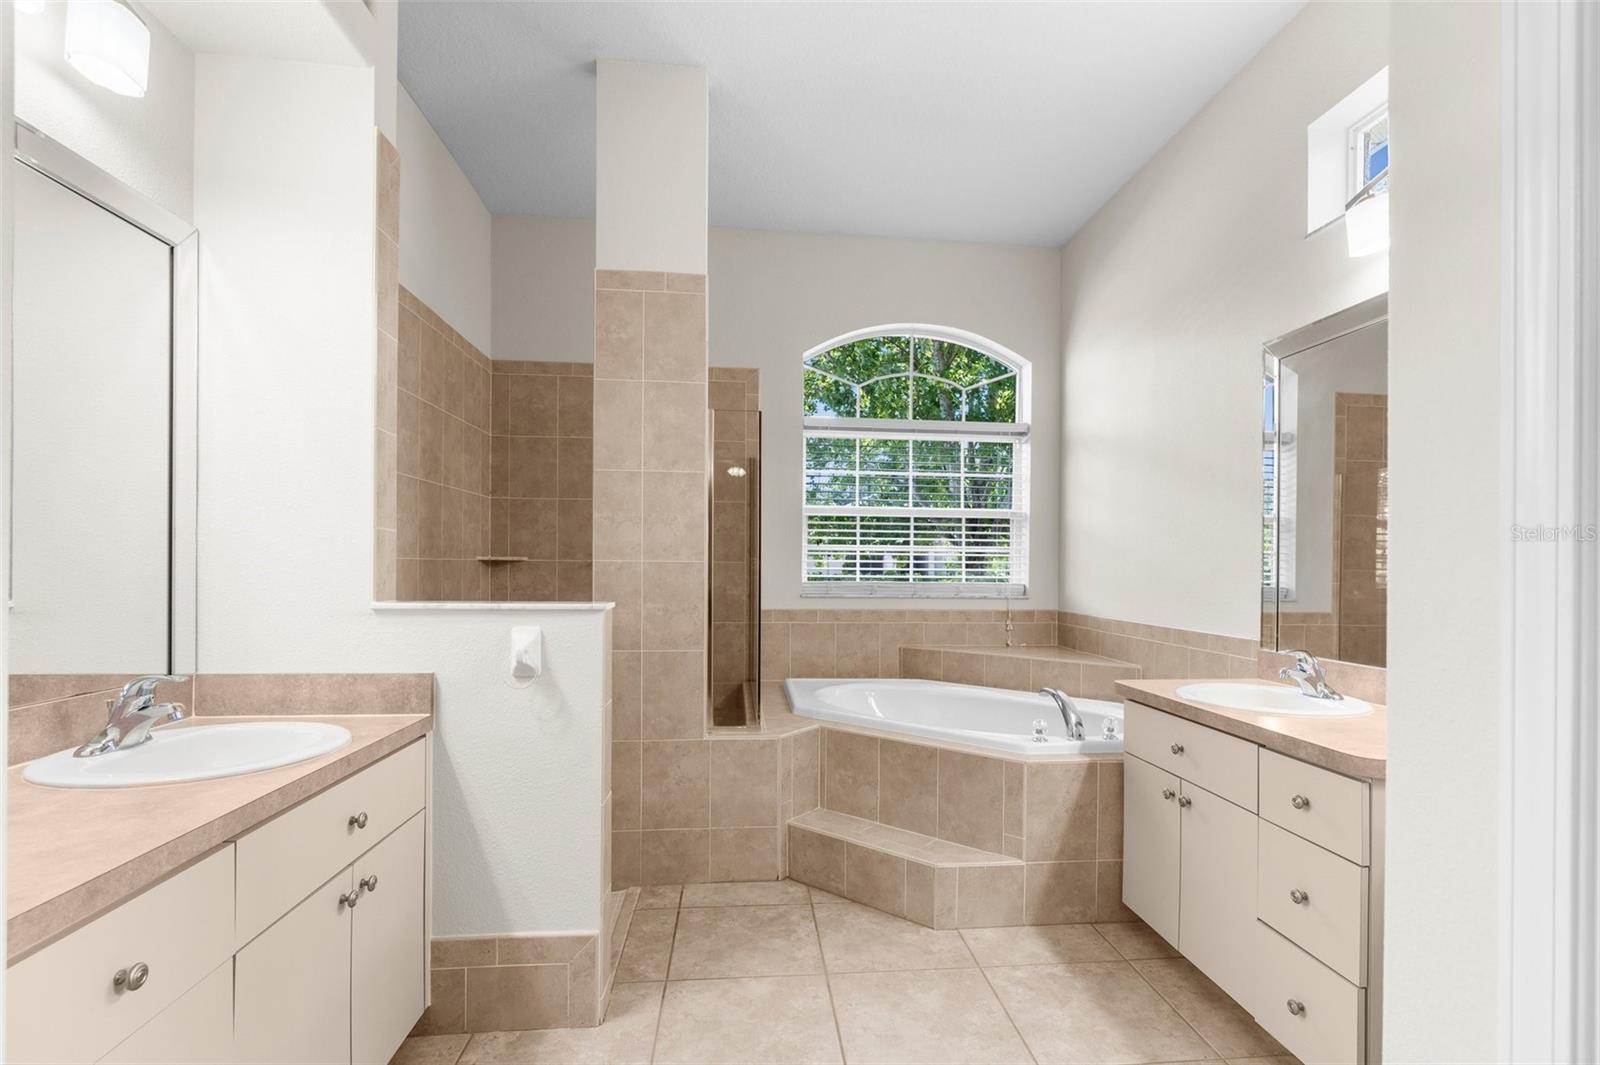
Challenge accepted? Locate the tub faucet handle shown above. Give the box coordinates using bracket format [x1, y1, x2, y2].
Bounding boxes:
[1032, 718, 1049, 743]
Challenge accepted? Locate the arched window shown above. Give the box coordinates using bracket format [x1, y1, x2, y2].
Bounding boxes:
[801, 326, 1030, 595]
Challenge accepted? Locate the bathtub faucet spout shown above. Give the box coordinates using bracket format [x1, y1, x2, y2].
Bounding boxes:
[1039, 688, 1085, 742]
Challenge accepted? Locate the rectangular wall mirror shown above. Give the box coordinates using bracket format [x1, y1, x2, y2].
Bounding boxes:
[10, 122, 197, 678]
[1261, 293, 1387, 668]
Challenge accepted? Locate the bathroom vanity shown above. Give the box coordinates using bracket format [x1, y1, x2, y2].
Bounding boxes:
[6, 716, 432, 1065]
[1119, 678, 1386, 1065]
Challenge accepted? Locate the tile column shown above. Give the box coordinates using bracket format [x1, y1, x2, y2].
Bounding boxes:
[590, 61, 710, 889]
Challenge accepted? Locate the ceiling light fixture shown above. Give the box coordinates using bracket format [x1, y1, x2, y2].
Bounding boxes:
[64, 0, 150, 98]
[1344, 166, 1390, 258]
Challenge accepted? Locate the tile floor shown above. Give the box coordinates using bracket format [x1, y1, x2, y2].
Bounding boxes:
[392, 880, 1297, 1065]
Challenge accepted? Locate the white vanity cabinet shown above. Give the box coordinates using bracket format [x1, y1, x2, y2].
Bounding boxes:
[7, 738, 430, 1065]
[1122, 701, 1384, 1065]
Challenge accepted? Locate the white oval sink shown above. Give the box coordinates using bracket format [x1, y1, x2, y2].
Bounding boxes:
[22, 721, 352, 789]
[1175, 682, 1374, 718]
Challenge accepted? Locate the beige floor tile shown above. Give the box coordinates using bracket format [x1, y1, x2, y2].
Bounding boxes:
[668, 904, 824, 979]
[828, 968, 1032, 1064]
[1225, 1057, 1301, 1065]
[959, 924, 1121, 966]
[457, 982, 663, 1064]
[390, 1033, 469, 1065]
[637, 885, 683, 909]
[985, 961, 1214, 1064]
[813, 901, 976, 973]
[1132, 958, 1286, 1059]
[1094, 920, 1180, 961]
[808, 884, 848, 904]
[680, 879, 812, 907]
[616, 908, 677, 983]
[653, 974, 843, 1064]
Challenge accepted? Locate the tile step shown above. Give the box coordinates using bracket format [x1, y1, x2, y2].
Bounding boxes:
[788, 808, 1019, 867]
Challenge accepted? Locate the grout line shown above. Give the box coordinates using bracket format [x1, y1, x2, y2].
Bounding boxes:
[974, 957, 1039, 1065]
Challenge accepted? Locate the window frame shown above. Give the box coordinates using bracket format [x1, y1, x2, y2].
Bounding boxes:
[799, 325, 1031, 599]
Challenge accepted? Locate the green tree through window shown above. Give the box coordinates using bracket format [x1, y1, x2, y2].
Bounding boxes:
[802, 331, 1028, 593]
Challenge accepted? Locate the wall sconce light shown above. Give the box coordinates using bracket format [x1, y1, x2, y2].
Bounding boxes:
[1345, 166, 1390, 258]
[64, 0, 151, 98]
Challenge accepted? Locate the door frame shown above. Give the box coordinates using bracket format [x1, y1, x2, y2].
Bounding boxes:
[1500, 1, 1600, 1059]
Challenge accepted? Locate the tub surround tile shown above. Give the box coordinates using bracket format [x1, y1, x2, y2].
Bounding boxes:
[709, 827, 781, 881]
[936, 749, 1005, 853]
[640, 829, 712, 885]
[824, 729, 879, 820]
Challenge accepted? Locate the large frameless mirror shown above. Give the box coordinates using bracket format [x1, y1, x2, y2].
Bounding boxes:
[1261, 294, 1387, 668]
[9, 121, 197, 679]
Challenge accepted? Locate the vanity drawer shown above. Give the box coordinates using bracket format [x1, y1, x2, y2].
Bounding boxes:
[1259, 748, 1370, 864]
[1258, 821, 1369, 985]
[1254, 921, 1367, 1065]
[7, 846, 235, 1065]
[235, 739, 425, 947]
[1124, 701, 1257, 812]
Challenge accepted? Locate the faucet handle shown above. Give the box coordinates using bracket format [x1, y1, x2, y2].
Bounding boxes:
[116, 675, 189, 706]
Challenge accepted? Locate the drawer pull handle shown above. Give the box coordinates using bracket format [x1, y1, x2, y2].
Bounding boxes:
[1170, 742, 1184, 755]
[113, 962, 150, 992]
[339, 890, 360, 910]
[1177, 795, 1193, 809]
[349, 811, 369, 830]
[360, 874, 379, 894]
[1290, 888, 1310, 905]
[1291, 794, 1311, 810]
[1287, 998, 1306, 1017]
[1161, 788, 1176, 801]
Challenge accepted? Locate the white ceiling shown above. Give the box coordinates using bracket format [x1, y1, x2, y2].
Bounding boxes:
[398, 0, 1303, 247]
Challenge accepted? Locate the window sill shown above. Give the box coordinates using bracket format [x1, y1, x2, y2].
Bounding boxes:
[801, 583, 1027, 600]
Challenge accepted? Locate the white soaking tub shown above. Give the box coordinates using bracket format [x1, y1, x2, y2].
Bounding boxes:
[784, 678, 1124, 756]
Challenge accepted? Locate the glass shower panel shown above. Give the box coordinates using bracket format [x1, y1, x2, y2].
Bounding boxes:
[709, 410, 761, 728]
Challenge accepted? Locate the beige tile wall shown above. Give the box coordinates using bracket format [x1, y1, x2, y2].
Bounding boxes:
[396, 286, 493, 600]
[1334, 392, 1388, 666]
[487, 360, 594, 602]
[815, 727, 1130, 925]
[8, 675, 194, 765]
[374, 134, 400, 599]
[411, 933, 600, 1034]
[1055, 612, 1260, 680]
[709, 367, 760, 725]
[896, 645, 1142, 701]
[760, 608, 1059, 682]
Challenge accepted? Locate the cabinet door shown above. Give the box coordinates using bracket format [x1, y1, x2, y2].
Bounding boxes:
[1122, 754, 1181, 945]
[235, 868, 354, 1065]
[100, 961, 233, 1064]
[1179, 780, 1258, 1007]
[352, 813, 427, 1065]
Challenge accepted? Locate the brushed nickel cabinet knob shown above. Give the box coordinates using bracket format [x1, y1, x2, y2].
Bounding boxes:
[1291, 794, 1311, 810]
[113, 962, 150, 992]
[349, 812, 369, 829]
[340, 890, 360, 909]
[1170, 742, 1184, 755]
[1177, 795, 1193, 809]
[360, 874, 379, 894]
[1161, 788, 1176, 801]
[1290, 888, 1310, 905]
[1287, 999, 1306, 1016]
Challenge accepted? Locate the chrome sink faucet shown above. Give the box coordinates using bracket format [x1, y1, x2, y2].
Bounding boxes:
[74, 674, 189, 757]
[1039, 687, 1086, 741]
[1278, 651, 1343, 700]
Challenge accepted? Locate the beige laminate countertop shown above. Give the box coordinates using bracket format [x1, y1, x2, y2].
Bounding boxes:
[8, 713, 431, 964]
[1116, 678, 1387, 780]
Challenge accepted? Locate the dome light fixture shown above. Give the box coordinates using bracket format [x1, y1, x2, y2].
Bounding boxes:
[64, 0, 151, 98]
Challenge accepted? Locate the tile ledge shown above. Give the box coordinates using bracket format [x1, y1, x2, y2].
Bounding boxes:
[371, 601, 615, 613]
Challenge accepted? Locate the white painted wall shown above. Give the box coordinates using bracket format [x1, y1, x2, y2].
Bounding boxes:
[1383, 1, 1501, 1058]
[14, 0, 195, 220]
[1057, 0, 1389, 639]
[491, 219, 1063, 609]
[594, 60, 707, 274]
[397, 84, 492, 351]
[193, 54, 606, 936]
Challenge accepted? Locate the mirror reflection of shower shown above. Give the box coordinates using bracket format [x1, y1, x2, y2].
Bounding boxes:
[709, 372, 763, 728]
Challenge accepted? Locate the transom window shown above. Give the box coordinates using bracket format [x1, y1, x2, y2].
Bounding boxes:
[801, 328, 1029, 596]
